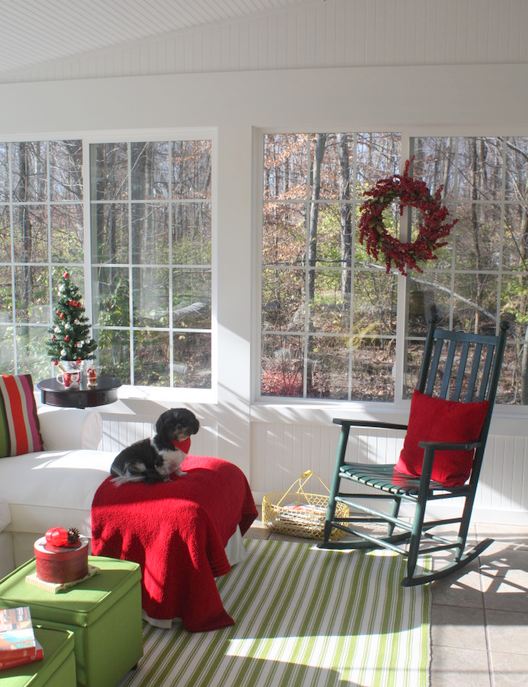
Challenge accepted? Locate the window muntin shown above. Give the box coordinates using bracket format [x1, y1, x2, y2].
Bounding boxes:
[0, 137, 213, 390]
[261, 133, 528, 405]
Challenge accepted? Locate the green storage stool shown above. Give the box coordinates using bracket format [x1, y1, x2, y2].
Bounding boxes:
[0, 626, 76, 687]
[0, 556, 143, 687]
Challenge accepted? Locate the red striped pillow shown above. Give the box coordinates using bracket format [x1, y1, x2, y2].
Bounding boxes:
[0, 374, 43, 457]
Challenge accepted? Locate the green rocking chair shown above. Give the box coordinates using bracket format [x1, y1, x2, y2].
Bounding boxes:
[319, 314, 509, 586]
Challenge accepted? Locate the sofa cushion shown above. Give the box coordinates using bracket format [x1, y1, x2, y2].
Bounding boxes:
[38, 407, 102, 451]
[0, 449, 115, 537]
[0, 500, 10, 532]
[0, 374, 43, 457]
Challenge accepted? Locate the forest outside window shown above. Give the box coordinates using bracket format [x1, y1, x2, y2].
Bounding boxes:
[261, 133, 528, 405]
[0, 137, 213, 390]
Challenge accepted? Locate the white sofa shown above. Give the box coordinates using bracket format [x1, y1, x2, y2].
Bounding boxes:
[0, 405, 247, 583]
[0, 405, 116, 572]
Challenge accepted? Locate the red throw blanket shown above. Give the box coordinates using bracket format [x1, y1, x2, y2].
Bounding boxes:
[91, 455, 257, 632]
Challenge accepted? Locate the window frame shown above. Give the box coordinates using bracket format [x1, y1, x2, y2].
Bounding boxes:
[254, 129, 528, 416]
[0, 128, 218, 403]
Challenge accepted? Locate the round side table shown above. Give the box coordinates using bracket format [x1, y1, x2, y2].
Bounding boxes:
[37, 375, 121, 409]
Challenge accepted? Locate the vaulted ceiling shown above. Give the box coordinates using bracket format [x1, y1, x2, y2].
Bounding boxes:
[0, 0, 307, 77]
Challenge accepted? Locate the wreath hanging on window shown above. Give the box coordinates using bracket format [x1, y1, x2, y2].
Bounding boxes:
[358, 158, 458, 276]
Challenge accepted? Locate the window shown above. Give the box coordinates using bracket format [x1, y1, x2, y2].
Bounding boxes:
[261, 133, 528, 405]
[0, 137, 213, 390]
[90, 140, 212, 388]
[0, 140, 83, 380]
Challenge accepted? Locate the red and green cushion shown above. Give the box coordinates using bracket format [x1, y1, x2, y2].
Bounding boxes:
[0, 374, 43, 458]
[395, 389, 489, 487]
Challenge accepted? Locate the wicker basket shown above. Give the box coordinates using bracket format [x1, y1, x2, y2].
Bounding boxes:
[262, 470, 349, 541]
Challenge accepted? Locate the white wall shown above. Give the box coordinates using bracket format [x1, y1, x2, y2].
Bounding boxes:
[2, 63, 528, 522]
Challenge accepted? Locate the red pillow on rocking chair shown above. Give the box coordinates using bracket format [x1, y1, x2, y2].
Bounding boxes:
[394, 389, 489, 487]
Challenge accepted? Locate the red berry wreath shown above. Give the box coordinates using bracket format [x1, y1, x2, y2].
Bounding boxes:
[358, 158, 457, 275]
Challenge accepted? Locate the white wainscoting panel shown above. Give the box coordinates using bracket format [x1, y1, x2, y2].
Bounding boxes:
[99, 414, 220, 458]
[251, 422, 528, 523]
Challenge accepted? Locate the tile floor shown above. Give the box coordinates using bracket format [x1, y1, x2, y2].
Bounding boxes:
[245, 515, 528, 687]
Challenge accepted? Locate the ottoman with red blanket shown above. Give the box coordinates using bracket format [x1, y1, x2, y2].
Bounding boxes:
[91, 455, 257, 632]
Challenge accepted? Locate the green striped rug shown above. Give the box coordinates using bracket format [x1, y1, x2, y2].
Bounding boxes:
[119, 539, 431, 687]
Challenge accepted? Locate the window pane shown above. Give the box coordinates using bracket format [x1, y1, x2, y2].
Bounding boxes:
[131, 141, 169, 200]
[131, 203, 169, 264]
[262, 203, 306, 266]
[264, 134, 308, 200]
[307, 335, 349, 399]
[0, 206, 10, 261]
[407, 273, 451, 337]
[172, 140, 211, 200]
[504, 137, 528, 202]
[352, 270, 397, 336]
[91, 143, 128, 201]
[173, 269, 211, 329]
[173, 332, 211, 388]
[15, 326, 49, 380]
[452, 273, 498, 333]
[357, 133, 401, 187]
[134, 330, 169, 386]
[414, 137, 505, 201]
[261, 334, 304, 397]
[51, 266, 84, 296]
[91, 203, 128, 264]
[503, 204, 528, 271]
[92, 267, 129, 326]
[11, 142, 47, 202]
[51, 204, 84, 262]
[0, 326, 14, 373]
[95, 329, 130, 383]
[501, 279, 528, 404]
[262, 268, 305, 332]
[13, 206, 48, 262]
[452, 203, 502, 270]
[0, 144, 8, 201]
[49, 140, 83, 201]
[14, 266, 49, 323]
[0, 267, 12, 321]
[172, 202, 211, 264]
[309, 270, 350, 333]
[132, 267, 169, 327]
[351, 337, 395, 401]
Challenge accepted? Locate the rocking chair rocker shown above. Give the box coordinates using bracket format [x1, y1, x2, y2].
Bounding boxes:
[319, 314, 509, 586]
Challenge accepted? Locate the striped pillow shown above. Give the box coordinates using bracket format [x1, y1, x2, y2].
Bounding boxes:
[0, 374, 43, 457]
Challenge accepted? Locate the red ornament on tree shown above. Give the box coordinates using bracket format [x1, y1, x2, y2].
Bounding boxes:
[358, 158, 458, 275]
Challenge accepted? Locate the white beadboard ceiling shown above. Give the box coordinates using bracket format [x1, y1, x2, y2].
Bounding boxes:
[0, 0, 307, 76]
[0, 0, 527, 84]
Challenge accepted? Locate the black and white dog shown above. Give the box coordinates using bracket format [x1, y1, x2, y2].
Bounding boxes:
[110, 408, 200, 485]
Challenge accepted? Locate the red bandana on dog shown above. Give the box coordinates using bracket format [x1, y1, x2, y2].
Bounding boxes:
[172, 437, 191, 454]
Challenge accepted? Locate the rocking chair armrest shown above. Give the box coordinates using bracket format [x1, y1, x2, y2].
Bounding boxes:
[418, 439, 482, 451]
[333, 418, 408, 431]
[417, 440, 483, 489]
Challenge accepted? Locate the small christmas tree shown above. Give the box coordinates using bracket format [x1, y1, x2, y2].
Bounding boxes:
[47, 271, 97, 365]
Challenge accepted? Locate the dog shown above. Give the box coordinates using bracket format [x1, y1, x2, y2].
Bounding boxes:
[110, 408, 200, 485]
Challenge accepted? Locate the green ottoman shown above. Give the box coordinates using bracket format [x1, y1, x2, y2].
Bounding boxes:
[0, 556, 143, 687]
[0, 626, 76, 686]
